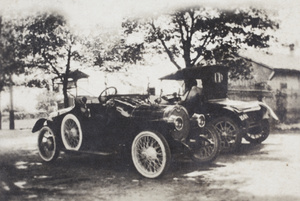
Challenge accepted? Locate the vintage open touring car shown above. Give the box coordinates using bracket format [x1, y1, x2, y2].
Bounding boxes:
[32, 86, 221, 178]
[158, 65, 278, 152]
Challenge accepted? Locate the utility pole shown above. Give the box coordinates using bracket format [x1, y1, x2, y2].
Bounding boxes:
[0, 91, 2, 130]
[0, 16, 2, 130]
[9, 74, 14, 130]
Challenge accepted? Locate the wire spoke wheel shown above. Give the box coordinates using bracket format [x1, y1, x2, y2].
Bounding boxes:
[190, 124, 221, 164]
[213, 117, 241, 152]
[61, 114, 83, 151]
[38, 126, 59, 162]
[245, 119, 270, 144]
[132, 131, 171, 178]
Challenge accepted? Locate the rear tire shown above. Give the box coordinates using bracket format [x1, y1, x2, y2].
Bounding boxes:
[190, 124, 221, 164]
[61, 114, 83, 151]
[212, 117, 242, 153]
[38, 126, 59, 162]
[244, 119, 270, 144]
[131, 131, 171, 178]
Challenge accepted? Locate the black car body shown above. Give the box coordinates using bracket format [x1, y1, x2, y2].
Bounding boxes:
[32, 87, 220, 178]
[159, 65, 278, 152]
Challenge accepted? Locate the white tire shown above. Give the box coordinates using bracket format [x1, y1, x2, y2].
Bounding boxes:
[38, 126, 59, 162]
[131, 131, 171, 178]
[61, 114, 83, 151]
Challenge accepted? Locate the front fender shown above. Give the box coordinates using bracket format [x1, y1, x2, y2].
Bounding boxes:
[32, 118, 47, 133]
[32, 106, 75, 133]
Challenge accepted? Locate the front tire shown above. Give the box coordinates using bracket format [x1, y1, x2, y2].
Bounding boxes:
[190, 124, 221, 164]
[131, 131, 171, 179]
[244, 119, 270, 144]
[61, 114, 83, 151]
[38, 126, 59, 162]
[212, 117, 242, 152]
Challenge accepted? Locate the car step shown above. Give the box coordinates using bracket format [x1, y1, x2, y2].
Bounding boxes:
[65, 150, 114, 156]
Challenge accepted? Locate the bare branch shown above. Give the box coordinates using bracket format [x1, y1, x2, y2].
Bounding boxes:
[41, 50, 63, 81]
[175, 15, 186, 43]
[191, 33, 212, 66]
[150, 21, 181, 70]
[180, 12, 190, 40]
[188, 9, 196, 39]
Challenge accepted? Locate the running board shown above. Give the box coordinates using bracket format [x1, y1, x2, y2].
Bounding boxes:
[79, 150, 114, 156]
[64, 149, 114, 156]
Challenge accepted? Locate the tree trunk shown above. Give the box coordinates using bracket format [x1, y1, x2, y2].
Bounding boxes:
[63, 47, 72, 108]
[63, 83, 69, 108]
[183, 40, 192, 68]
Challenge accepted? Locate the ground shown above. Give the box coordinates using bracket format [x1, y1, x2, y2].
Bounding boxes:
[0, 119, 300, 201]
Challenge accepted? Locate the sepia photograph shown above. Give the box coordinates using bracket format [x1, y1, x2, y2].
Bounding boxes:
[0, 0, 300, 200]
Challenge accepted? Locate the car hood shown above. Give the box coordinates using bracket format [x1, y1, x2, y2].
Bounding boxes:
[112, 97, 166, 119]
[207, 98, 261, 112]
[113, 97, 187, 122]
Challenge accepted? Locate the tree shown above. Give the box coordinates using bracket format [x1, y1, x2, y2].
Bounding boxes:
[24, 12, 144, 108]
[123, 7, 278, 79]
[84, 33, 144, 72]
[0, 16, 28, 129]
[24, 12, 85, 107]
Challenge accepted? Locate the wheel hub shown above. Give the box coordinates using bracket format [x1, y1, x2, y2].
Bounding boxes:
[142, 147, 157, 159]
[222, 131, 228, 137]
[46, 138, 54, 150]
[69, 128, 78, 137]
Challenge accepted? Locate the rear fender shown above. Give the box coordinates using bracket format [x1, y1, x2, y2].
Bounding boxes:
[211, 105, 241, 121]
[222, 105, 240, 115]
[209, 106, 246, 129]
[32, 118, 48, 133]
[258, 102, 279, 121]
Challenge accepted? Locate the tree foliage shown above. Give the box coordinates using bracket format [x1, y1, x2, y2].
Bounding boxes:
[123, 7, 279, 79]
[0, 16, 28, 90]
[84, 33, 144, 72]
[24, 12, 86, 107]
[1, 11, 146, 109]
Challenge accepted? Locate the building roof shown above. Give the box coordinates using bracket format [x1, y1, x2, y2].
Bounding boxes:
[239, 49, 300, 73]
[160, 65, 228, 80]
[68, 69, 89, 81]
[53, 69, 89, 83]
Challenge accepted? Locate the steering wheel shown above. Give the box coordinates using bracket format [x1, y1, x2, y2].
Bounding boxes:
[98, 87, 117, 104]
[161, 92, 181, 103]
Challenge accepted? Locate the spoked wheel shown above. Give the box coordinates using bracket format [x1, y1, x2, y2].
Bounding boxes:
[38, 126, 59, 162]
[244, 119, 270, 144]
[212, 117, 242, 152]
[131, 131, 171, 178]
[61, 114, 83, 151]
[189, 124, 221, 164]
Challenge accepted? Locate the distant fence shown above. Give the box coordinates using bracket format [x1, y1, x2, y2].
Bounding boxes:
[1, 111, 48, 122]
[228, 89, 275, 105]
[228, 89, 300, 123]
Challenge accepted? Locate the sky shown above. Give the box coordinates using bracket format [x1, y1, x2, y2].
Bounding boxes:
[0, 0, 300, 45]
[0, 0, 300, 113]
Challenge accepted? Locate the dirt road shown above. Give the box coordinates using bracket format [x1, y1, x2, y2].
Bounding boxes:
[0, 129, 300, 201]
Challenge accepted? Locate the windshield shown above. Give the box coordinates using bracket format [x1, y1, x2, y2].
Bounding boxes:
[159, 80, 203, 97]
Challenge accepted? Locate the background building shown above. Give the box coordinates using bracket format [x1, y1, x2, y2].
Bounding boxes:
[229, 50, 300, 123]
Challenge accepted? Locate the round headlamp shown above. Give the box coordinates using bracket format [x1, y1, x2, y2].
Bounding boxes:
[163, 105, 190, 141]
[174, 116, 183, 131]
[192, 114, 206, 128]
